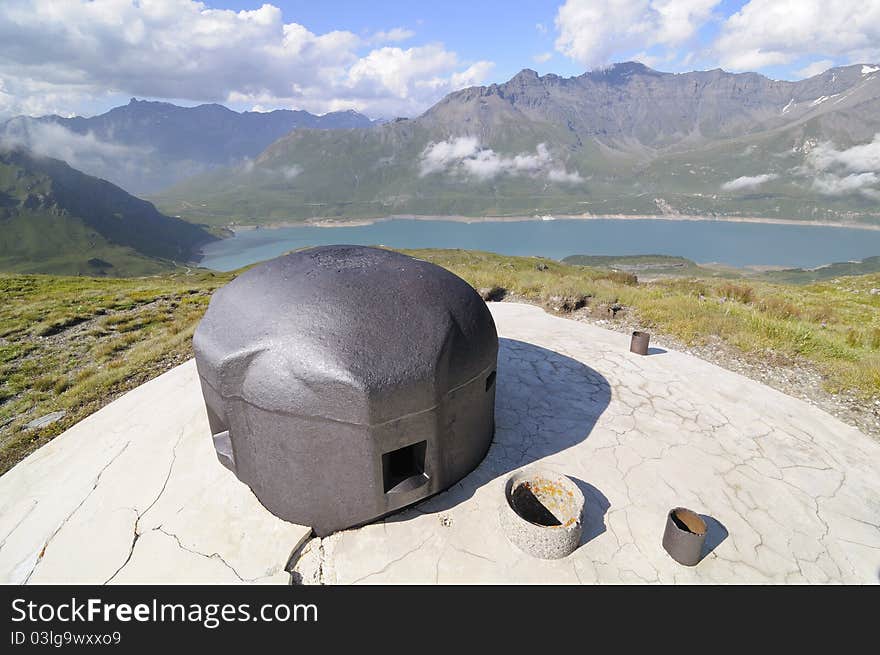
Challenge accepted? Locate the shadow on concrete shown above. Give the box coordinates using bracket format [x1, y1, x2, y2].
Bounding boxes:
[570, 477, 610, 547]
[699, 514, 729, 561]
[646, 347, 667, 356]
[408, 337, 612, 515]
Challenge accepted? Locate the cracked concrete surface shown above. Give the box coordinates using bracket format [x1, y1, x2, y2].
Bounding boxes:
[2, 302, 878, 584]
[292, 303, 880, 584]
[0, 361, 311, 585]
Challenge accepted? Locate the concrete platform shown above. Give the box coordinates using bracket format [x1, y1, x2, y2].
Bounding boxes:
[0, 360, 311, 585]
[2, 302, 878, 584]
[294, 303, 880, 584]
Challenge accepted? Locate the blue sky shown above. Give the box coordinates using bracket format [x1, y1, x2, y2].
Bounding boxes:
[205, 0, 743, 81]
[0, 1, 877, 119]
[208, 0, 580, 81]
[194, 0, 870, 82]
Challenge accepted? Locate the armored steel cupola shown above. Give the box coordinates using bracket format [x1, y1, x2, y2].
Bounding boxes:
[193, 245, 498, 536]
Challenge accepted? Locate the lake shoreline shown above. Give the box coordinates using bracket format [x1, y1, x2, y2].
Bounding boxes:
[224, 213, 880, 233]
[196, 215, 880, 272]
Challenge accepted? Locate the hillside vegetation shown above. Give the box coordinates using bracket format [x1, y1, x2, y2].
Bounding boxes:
[562, 253, 880, 284]
[0, 147, 215, 276]
[2, 249, 878, 474]
[0, 271, 233, 473]
[153, 63, 880, 226]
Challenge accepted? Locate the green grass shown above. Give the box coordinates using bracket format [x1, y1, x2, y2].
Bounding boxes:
[402, 249, 880, 397]
[0, 270, 234, 474]
[0, 148, 215, 276]
[561, 254, 742, 279]
[760, 256, 880, 284]
[0, 210, 183, 276]
[2, 248, 878, 475]
[563, 254, 880, 285]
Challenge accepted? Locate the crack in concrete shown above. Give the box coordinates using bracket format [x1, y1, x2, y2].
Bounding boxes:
[0, 499, 38, 556]
[349, 535, 433, 584]
[308, 307, 880, 583]
[154, 527, 253, 582]
[23, 442, 130, 584]
[104, 427, 185, 584]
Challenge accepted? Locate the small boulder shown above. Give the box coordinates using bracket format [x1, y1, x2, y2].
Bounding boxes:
[478, 286, 507, 302]
[25, 410, 66, 430]
[545, 295, 589, 313]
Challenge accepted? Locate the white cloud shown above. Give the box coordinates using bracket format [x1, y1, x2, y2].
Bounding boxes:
[806, 133, 880, 174]
[368, 28, 415, 45]
[632, 50, 677, 68]
[548, 168, 584, 183]
[715, 0, 880, 71]
[0, 76, 110, 121]
[0, 121, 149, 175]
[812, 172, 880, 199]
[533, 52, 554, 64]
[346, 45, 493, 115]
[554, 0, 720, 68]
[419, 136, 480, 175]
[0, 1, 492, 119]
[280, 165, 302, 180]
[802, 133, 880, 199]
[419, 139, 582, 183]
[795, 60, 835, 78]
[721, 173, 778, 191]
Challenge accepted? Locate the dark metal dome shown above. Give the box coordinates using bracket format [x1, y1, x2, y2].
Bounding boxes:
[193, 245, 498, 535]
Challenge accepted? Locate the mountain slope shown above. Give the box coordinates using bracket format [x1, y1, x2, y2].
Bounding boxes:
[0, 147, 214, 275]
[1, 100, 376, 194]
[154, 62, 880, 226]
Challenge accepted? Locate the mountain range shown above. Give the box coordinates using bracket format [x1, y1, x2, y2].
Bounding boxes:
[1, 100, 375, 194]
[2, 61, 879, 277]
[0, 147, 213, 276]
[152, 62, 880, 226]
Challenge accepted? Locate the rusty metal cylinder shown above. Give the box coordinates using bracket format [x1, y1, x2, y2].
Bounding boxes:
[662, 507, 707, 566]
[630, 331, 650, 355]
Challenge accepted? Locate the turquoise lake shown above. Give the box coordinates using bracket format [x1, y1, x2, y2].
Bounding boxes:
[198, 218, 880, 271]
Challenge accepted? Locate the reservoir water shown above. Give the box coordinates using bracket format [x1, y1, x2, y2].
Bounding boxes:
[198, 218, 880, 271]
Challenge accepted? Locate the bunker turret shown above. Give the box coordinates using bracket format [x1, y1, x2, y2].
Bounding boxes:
[193, 245, 498, 536]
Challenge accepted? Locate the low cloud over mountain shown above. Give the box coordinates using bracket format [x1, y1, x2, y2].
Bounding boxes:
[420, 138, 582, 183]
[805, 133, 880, 199]
[721, 174, 779, 191]
[0, 99, 374, 193]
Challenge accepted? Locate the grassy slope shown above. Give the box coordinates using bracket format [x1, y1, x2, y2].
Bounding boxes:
[0, 270, 233, 473]
[563, 253, 880, 284]
[0, 210, 185, 276]
[561, 254, 743, 279]
[761, 256, 880, 284]
[411, 250, 879, 396]
[0, 148, 215, 276]
[2, 249, 878, 474]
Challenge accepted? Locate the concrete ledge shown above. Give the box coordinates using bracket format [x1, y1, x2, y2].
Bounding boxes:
[2, 302, 879, 584]
[293, 303, 880, 584]
[0, 360, 310, 585]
